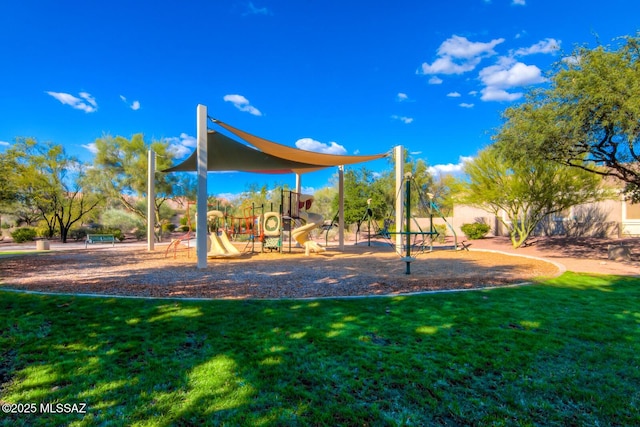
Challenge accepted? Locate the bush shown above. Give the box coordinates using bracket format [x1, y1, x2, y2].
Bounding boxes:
[69, 227, 89, 241]
[100, 209, 143, 233]
[162, 223, 177, 233]
[433, 224, 447, 243]
[108, 229, 125, 242]
[11, 227, 37, 243]
[460, 222, 490, 240]
[35, 222, 56, 239]
[134, 228, 147, 241]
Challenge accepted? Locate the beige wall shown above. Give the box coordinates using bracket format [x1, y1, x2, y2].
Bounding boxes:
[450, 198, 624, 239]
[451, 205, 500, 236]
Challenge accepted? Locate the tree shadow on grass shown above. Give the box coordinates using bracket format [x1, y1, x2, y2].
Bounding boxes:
[1, 273, 639, 425]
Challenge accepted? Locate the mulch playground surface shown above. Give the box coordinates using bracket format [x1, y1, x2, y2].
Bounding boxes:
[0, 240, 566, 299]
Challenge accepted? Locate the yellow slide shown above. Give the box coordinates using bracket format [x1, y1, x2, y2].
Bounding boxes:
[207, 230, 241, 258]
[206, 210, 241, 258]
[291, 211, 326, 256]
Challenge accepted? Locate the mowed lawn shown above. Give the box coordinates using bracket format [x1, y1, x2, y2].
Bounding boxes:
[1, 272, 639, 426]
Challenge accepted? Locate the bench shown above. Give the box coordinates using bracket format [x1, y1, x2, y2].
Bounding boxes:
[85, 234, 116, 248]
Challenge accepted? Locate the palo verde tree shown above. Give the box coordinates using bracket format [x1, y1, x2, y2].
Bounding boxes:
[88, 134, 195, 239]
[495, 33, 640, 200]
[4, 138, 104, 242]
[461, 145, 605, 248]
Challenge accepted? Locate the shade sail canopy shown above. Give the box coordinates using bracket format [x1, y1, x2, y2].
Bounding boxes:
[164, 131, 325, 174]
[164, 119, 388, 174]
[213, 119, 388, 167]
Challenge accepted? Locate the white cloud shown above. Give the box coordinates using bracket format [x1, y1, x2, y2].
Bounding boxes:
[396, 92, 409, 102]
[512, 0, 526, 5]
[479, 58, 546, 101]
[46, 91, 98, 113]
[562, 55, 581, 65]
[428, 76, 443, 85]
[295, 138, 347, 155]
[82, 142, 98, 154]
[428, 155, 474, 176]
[438, 35, 504, 59]
[420, 55, 482, 75]
[480, 60, 545, 88]
[481, 87, 523, 102]
[244, 2, 271, 15]
[459, 103, 475, 108]
[166, 133, 197, 158]
[391, 115, 414, 124]
[447, 92, 461, 97]
[514, 38, 560, 56]
[223, 94, 263, 116]
[468, 90, 478, 96]
[418, 35, 504, 75]
[301, 186, 316, 195]
[120, 95, 141, 110]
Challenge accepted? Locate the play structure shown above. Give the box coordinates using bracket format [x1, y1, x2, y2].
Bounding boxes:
[282, 191, 326, 255]
[158, 105, 457, 274]
[165, 191, 326, 258]
[204, 210, 241, 258]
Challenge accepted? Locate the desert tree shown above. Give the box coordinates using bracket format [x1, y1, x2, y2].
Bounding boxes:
[4, 138, 104, 242]
[495, 33, 640, 200]
[461, 145, 605, 248]
[88, 134, 195, 239]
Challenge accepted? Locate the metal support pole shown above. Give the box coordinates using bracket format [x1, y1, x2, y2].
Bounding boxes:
[394, 146, 403, 254]
[196, 104, 208, 269]
[338, 165, 345, 250]
[147, 150, 155, 251]
[405, 175, 412, 274]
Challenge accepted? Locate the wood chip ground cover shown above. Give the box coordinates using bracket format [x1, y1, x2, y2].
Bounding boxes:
[0, 245, 560, 299]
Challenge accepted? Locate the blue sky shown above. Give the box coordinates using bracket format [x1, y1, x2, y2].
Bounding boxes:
[1, 0, 638, 198]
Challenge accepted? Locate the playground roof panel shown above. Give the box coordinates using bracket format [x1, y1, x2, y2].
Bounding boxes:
[164, 119, 388, 174]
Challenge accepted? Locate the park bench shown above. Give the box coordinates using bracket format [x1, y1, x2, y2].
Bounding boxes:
[85, 234, 116, 248]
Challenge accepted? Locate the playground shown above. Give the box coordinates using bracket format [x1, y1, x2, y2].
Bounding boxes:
[2, 235, 639, 299]
[0, 239, 562, 299]
[2, 111, 637, 299]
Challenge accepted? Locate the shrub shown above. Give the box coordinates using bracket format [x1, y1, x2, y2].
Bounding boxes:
[35, 222, 57, 239]
[100, 209, 144, 233]
[11, 227, 37, 243]
[69, 227, 89, 241]
[134, 228, 147, 241]
[162, 223, 177, 233]
[460, 222, 490, 240]
[108, 229, 125, 241]
[433, 224, 447, 243]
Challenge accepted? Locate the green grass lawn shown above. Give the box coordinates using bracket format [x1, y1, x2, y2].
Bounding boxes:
[1, 272, 639, 426]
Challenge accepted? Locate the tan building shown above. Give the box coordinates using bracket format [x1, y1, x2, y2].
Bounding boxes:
[448, 196, 640, 239]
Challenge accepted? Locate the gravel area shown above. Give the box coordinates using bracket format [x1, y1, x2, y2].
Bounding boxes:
[0, 242, 561, 299]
